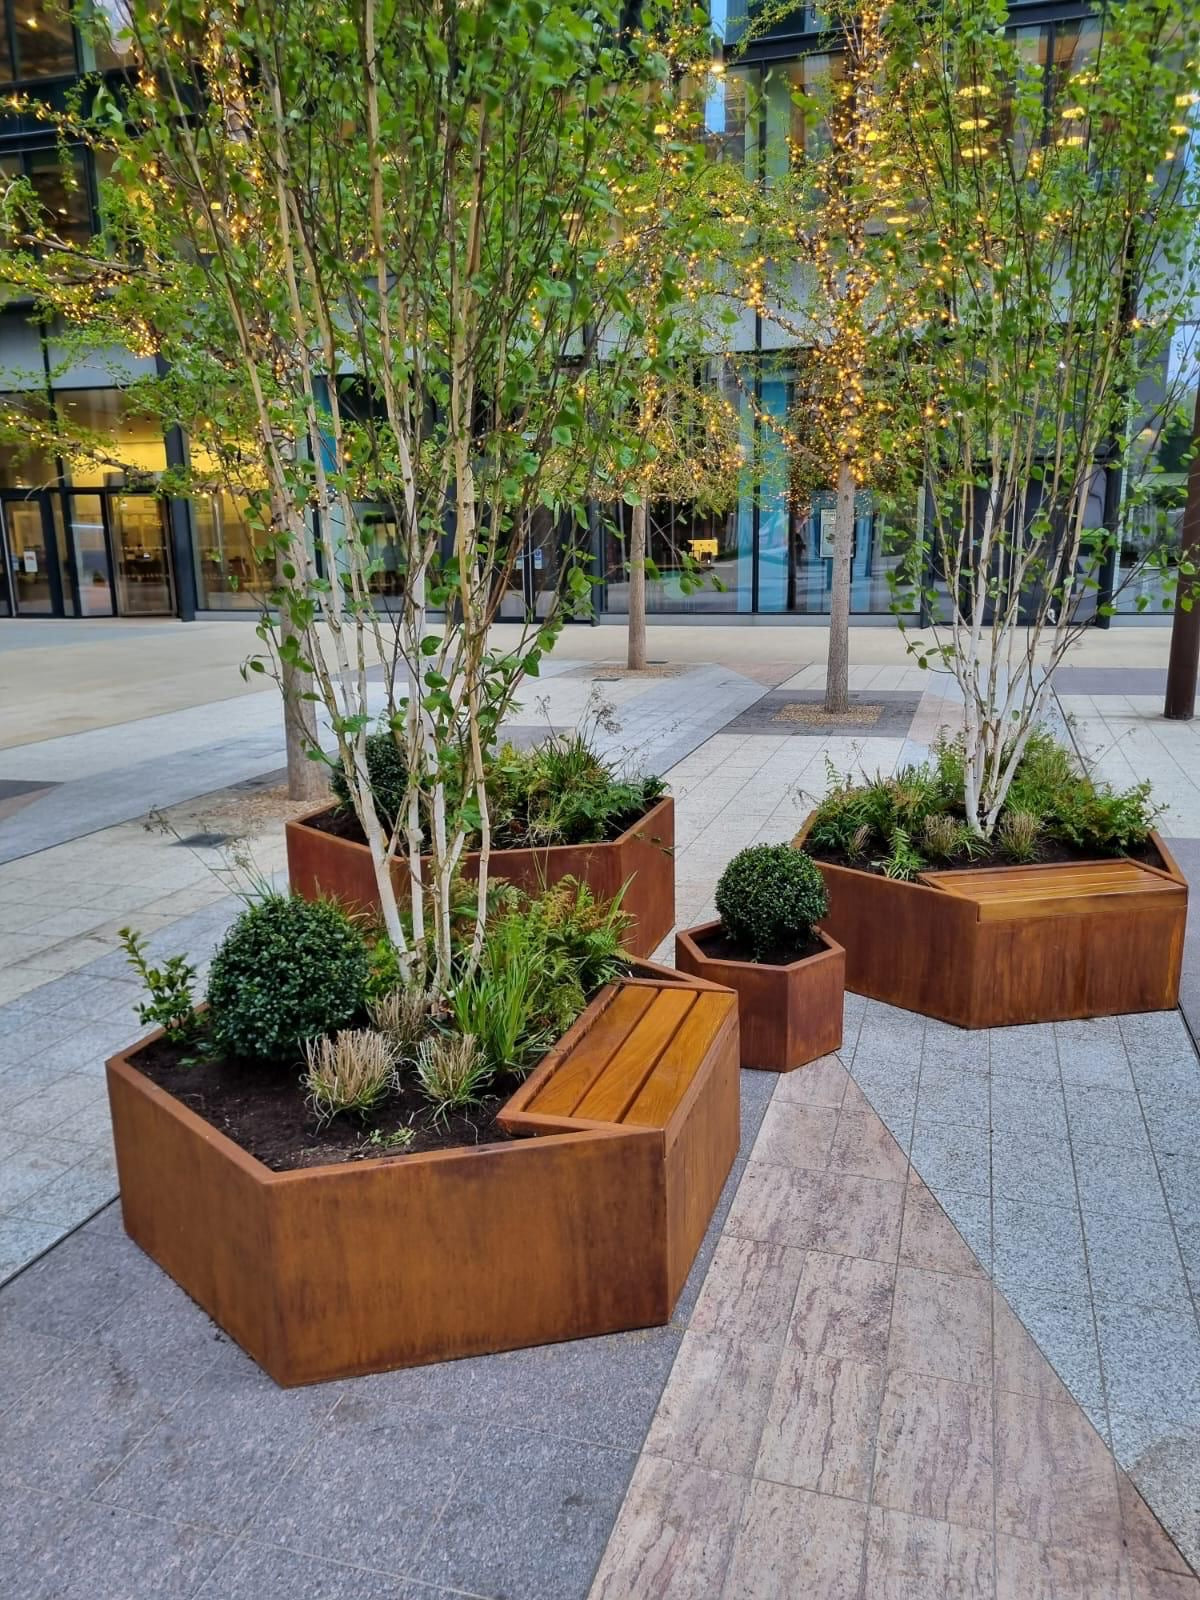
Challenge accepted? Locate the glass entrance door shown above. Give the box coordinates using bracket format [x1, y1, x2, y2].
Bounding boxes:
[0, 495, 58, 614]
[110, 494, 175, 615]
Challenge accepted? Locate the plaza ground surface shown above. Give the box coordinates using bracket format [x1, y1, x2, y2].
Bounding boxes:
[1, 616, 1198, 1597]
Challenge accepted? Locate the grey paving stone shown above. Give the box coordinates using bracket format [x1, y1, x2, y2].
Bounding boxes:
[25, 1024, 135, 1075]
[1176, 1218, 1200, 1300]
[1096, 1302, 1200, 1430]
[1108, 1412, 1200, 1574]
[934, 1187, 993, 1271]
[7, 1072, 109, 1134]
[1127, 1050, 1200, 1102]
[97, 1357, 342, 1534]
[1082, 1212, 1191, 1311]
[992, 1197, 1089, 1299]
[194, 1543, 422, 1599]
[0, 1217, 146, 1339]
[0, 1319, 75, 1415]
[991, 1129, 1077, 1210]
[411, 1423, 635, 1600]
[244, 1408, 482, 1575]
[13, 1152, 117, 1230]
[910, 1121, 991, 1199]
[341, 1325, 683, 1454]
[15, 1494, 231, 1600]
[1055, 1019, 1135, 1092]
[987, 1023, 1059, 1081]
[0, 1148, 74, 1214]
[989, 1074, 1068, 1140]
[1000, 1281, 1107, 1427]
[1062, 1085, 1153, 1152]
[920, 1024, 990, 1076]
[0, 1479, 74, 1568]
[1117, 1008, 1196, 1058]
[0, 1013, 88, 1066]
[913, 1065, 990, 1130]
[1140, 1092, 1200, 1162]
[1073, 1143, 1172, 1223]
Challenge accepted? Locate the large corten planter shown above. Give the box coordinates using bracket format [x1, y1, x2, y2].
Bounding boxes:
[105, 963, 737, 1387]
[796, 814, 1188, 1029]
[674, 921, 844, 1072]
[286, 795, 675, 960]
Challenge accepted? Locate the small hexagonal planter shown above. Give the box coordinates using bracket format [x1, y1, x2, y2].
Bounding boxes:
[674, 920, 845, 1072]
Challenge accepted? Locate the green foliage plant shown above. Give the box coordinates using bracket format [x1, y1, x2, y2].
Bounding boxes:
[714, 844, 830, 961]
[118, 927, 200, 1045]
[489, 735, 665, 850]
[415, 1035, 491, 1125]
[207, 895, 369, 1063]
[996, 811, 1043, 865]
[331, 733, 409, 836]
[304, 1029, 398, 1124]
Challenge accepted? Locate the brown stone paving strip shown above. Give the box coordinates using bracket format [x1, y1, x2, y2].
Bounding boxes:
[589, 1055, 1198, 1600]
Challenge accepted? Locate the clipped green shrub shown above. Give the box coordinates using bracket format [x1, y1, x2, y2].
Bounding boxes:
[207, 894, 370, 1062]
[330, 731, 409, 833]
[715, 843, 829, 960]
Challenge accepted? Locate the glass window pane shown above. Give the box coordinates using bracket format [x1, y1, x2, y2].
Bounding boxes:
[111, 492, 173, 614]
[66, 491, 114, 612]
[27, 148, 92, 247]
[56, 388, 167, 484]
[0, 393, 56, 488]
[191, 491, 272, 609]
[13, 1, 76, 79]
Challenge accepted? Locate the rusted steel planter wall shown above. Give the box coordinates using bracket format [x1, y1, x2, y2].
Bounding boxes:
[286, 795, 675, 960]
[106, 966, 737, 1387]
[796, 815, 1187, 1029]
[674, 921, 844, 1072]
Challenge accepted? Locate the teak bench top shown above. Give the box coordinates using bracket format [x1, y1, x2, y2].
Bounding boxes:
[919, 857, 1185, 922]
[520, 984, 730, 1128]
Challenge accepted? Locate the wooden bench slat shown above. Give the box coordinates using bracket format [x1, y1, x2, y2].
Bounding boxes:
[623, 991, 732, 1128]
[526, 985, 658, 1117]
[572, 989, 697, 1124]
[921, 858, 1184, 922]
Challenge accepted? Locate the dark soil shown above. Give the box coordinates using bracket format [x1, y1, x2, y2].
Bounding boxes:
[695, 926, 826, 967]
[302, 799, 654, 853]
[133, 1031, 514, 1171]
[809, 834, 1165, 877]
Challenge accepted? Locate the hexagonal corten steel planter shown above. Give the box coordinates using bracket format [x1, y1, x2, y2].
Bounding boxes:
[105, 961, 737, 1387]
[674, 920, 845, 1072]
[795, 814, 1188, 1029]
[286, 795, 675, 961]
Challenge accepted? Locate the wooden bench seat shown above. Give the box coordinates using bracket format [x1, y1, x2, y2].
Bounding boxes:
[920, 858, 1185, 922]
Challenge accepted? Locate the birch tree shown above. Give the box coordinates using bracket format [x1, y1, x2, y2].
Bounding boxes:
[883, 0, 1200, 833]
[1, 0, 714, 995]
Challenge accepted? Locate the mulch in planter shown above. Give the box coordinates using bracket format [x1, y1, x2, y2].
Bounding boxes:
[808, 834, 1163, 877]
[132, 1033, 513, 1171]
[690, 925, 826, 967]
[304, 799, 657, 852]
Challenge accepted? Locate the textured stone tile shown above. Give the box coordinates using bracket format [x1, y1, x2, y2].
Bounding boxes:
[921, 1026, 990, 1077]
[1062, 1085, 1152, 1152]
[1118, 1009, 1196, 1058]
[1055, 1020, 1134, 1093]
[828, 1109, 911, 1183]
[645, 1332, 777, 1476]
[0, 1319, 75, 1414]
[914, 1066, 991, 1130]
[752, 1101, 839, 1170]
[14, 1498, 231, 1600]
[1118, 1469, 1196, 1577]
[689, 1236, 806, 1347]
[1128, 1050, 1200, 1103]
[992, 1293, 1072, 1405]
[0, 1221, 144, 1340]
[936, 1188, 994, 1272]
[589, 1455, 745, 1600]
[992, 1199, 1088, 1298]
[911, 1123, 991, 1199]
[194, 1543, 419, 1599]
[1141, 1094, 1200, 1163]
[755, 1349, 883, 1500]
[0, 1147, 75, 1213]
[1111, 1412, 1200, 1574]
[990, 1074, 1068, 1141]
[773, 1054, 849, 1107]
[411, 1423, 634, 1600]
[11, 1152, 117, 1230]
[887, 1268, 992, 1387]
[1127, 1567, 1200, 1600]
[245, 1409, 480, 1574]
[787, 1251, 895, 1363]
[898, 1185, 986, 1277]
[993, 1533, 1130, 1600]
[725, 1163, 904, 1262]
[1075, 1143, 1171, 1223]
[720, 1480, 867, 1600]
[996, 1283, 1106, 1424]
[1157, 1154, 1200, 1228]
[991, 1129, 1077, 1210]
[1099, 1297, 1200, 1429]
[872, 1370, 994, 1531]
[0, 1216, 66, 1281]
[863, 1506, 994, 1599]
[993, 1390, 1123, 1556]
[96, 1359, 340, 1533]
[987, 1023, 1059, 1080]
[1082, 1212, 1191, 1311]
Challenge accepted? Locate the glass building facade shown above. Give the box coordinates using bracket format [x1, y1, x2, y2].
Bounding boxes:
[0, 0, 1189, 622]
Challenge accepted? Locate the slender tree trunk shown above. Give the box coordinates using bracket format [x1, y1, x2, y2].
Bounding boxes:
[276, 550, 324, 801]
[1165, 382, 1200, 720]
[627, 499, 648, 671]
[824, 461, 855, 714]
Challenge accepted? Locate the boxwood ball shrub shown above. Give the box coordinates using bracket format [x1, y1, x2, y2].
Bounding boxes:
[207, 894, 370, 1062]
[715, 844, 829, 961]
[331, 731, 408, 833]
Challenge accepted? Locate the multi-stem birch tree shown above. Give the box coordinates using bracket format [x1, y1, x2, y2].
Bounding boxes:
[882, 0, 1200, 834]
[0, 0, 717, 995]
